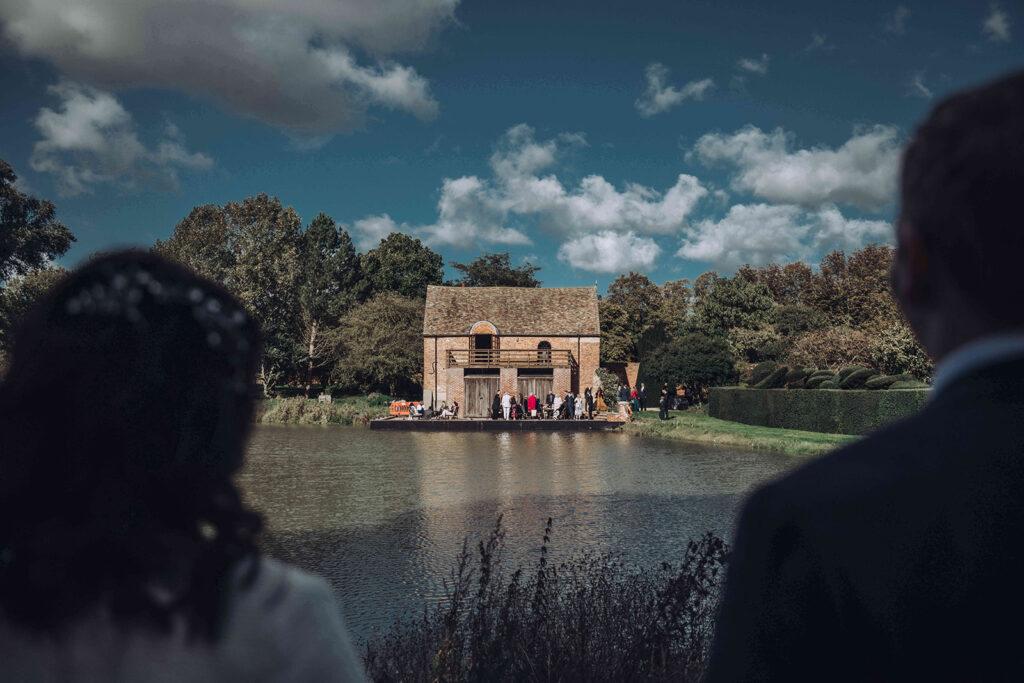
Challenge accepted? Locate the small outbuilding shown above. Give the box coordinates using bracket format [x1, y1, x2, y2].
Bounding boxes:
[422, 285, 601, 417]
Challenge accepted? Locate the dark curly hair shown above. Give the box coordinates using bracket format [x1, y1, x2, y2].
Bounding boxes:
[0, 250, 264, 641]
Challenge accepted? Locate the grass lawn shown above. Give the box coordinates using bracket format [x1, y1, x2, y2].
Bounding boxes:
[623, 407, 859, 457]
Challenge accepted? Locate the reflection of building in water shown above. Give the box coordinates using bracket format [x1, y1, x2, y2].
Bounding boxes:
[422, 286, 601, 416]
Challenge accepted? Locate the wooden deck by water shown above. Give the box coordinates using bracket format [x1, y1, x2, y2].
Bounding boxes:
[370, 416, 624, 431]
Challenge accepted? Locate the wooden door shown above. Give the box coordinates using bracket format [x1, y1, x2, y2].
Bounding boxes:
[464, 377, 500, 417]
[517, 377, 553, 402]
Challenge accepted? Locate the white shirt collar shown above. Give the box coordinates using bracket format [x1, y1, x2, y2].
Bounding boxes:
[930, 332, 1024, 398]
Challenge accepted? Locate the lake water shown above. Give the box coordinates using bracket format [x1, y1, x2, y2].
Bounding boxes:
[238, 425, 799, 642]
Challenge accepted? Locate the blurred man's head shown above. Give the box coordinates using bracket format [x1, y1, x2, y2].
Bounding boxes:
[895, 69, 1024, 360]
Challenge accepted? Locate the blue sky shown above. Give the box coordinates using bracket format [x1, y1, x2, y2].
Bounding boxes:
[1, 0, 1022, 288]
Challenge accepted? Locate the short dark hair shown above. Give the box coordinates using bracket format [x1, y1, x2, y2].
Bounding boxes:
[900, 69, 1024, 322]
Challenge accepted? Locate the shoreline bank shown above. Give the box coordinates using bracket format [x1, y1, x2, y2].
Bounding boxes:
[256, 398, 858, 456]
[623, 410, 858, 456]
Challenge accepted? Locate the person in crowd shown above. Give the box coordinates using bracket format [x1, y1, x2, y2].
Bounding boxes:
[584, 387, 594, 419]
[630, 387, 639, 414]
[658, 392, 667, 421]
[566, 392, 575, 420]
[545, 390, 555, 414]
[509, 395, 519, 420]
[451, 401, 459, 419]
[618, 384, 629, 406]
[527, 392, 537, 418]
[551, 393, 563, 419]
[491, 392, 501, 420]
[0, 251, 365, 681]
[501, 391, 512, 420]
[708, 70, 1024, 682]
[639, 382, 648, 412]
[595, 387, 607, 412]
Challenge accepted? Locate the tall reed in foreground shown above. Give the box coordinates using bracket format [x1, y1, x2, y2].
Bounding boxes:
[363, 517, 728, 682]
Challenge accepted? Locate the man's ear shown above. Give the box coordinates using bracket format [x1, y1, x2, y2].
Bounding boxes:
[893, 221, 931, 305]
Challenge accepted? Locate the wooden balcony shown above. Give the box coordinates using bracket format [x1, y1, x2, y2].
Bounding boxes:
[447, 349, 577, 369]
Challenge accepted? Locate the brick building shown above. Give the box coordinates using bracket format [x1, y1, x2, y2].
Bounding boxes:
[423, 285, 601, 417]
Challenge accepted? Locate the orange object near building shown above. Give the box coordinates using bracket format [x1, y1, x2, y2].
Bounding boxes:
[388, 400, 421, 416]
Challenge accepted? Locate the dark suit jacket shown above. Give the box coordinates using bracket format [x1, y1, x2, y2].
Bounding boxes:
[707, 357, 1024, 682]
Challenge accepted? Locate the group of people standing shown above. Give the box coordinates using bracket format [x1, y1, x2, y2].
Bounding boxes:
[492, 387, 607, 420]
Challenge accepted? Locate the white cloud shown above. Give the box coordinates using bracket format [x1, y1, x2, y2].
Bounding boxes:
[805, 32, 836, 52]
[676, 203, 891, 270]
[736, 54, 769, 75]
[410, 124, 708, 248]
[0, 0, 454, 134]
[352, 214, 407, 251]
[689, 124, 900, 211]
[909, 73, 933, 99]
[29, 81, 212, 196]
[558, 231, 661, 273]
[983, 3, 1011, 43]
[886, 6, 911, 34]
[635, 63, 714, 117]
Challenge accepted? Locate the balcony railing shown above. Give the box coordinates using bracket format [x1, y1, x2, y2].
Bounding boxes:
[447, 349, 577, 369]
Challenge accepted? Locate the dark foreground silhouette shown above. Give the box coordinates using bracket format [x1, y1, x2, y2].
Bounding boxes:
[363, 517, 727, 683]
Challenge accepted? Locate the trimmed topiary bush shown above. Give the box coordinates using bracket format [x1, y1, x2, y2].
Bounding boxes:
[865, 375, 901, 390]
[786, 379, 807, 389]
[817, 380, 841, 389]
[747, 361, 777, 386]
[709, 386, 929, 435]
[754, 366, 789, 389]
[785, 368, 808, 384]
[840, 368, 879, 390]
[891, 379, 929, 389]
[838, 365, 868, 382]
[805, 375, 834, 389]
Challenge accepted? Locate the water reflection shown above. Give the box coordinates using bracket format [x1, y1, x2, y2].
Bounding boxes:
[239, 426, 797, 641]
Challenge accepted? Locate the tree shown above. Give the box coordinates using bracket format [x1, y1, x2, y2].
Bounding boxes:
[660, 279, 691, 336]
[689, 276, 775, 338]
[450, 252, 541, 287]
[0, 159, 74, 284]
[642, 333, 737, 402]
[360, 232, 444, 299]
[0, 266, 66, 349]
[602, 272, 667, 360]
[774, 304, 827, 338]
[692, 271, 719, 302]
[154, 204, 234, 283]
[754, 262, 814, 306]
[786, 326, 875, 370]
[296, 213, 361, 395]
[598, 300, 634, 363]
[804, 245, 898, 329]
[155, 194, 304, 395]
[328, 292, 424, 395]
[870, 321, 934, 380]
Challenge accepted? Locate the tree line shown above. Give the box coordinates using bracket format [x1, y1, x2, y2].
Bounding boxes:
[603, 247, 931, 399]
[1, 158, 926, 399]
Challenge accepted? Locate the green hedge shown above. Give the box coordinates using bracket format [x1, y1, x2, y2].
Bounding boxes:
[708, 387, 930, 435]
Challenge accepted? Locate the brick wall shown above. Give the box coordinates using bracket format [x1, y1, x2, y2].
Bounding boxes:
[500, 367, 518, 395]
[444, 367, 464, 408]
[425, 334, 602, 409]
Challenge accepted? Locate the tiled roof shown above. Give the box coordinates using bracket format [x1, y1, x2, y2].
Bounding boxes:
[423, 285, 600, 336]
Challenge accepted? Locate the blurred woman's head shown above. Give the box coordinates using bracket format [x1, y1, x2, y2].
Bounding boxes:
[0, 250, 263, 639]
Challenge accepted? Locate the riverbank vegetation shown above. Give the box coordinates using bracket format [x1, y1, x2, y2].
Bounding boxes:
[363, 518, 727, 682]
[256, 395, 390, 425]
[623, 408, 858, 456]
